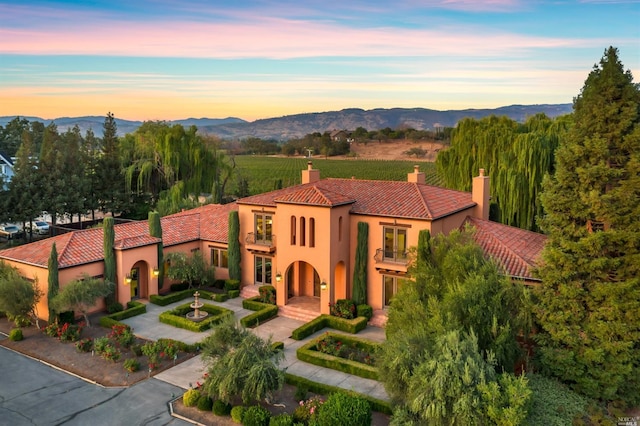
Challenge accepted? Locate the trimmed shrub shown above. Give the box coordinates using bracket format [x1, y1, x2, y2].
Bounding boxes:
[159, 302, 233, 332]
[99, 300, 146, 328]
[170, 282, 190, 292]
[123, 358, 140, 373]
[284, 373, 392, 415]
[242, 405, 271, 426]
[271, 341, 284, 352]
[213, 279, 226, 289]
[224, 279, 240, 292]
[293, 396, 323, 424]
[197, 395, 213, 411]
[8, 328, 23, 341]
[240, 304, 278, 328]
[268, 413, 294, 426]
[259, 285, 276, 305]
[297, 334, 379, 380]
[290, 315, 368, 340]
[106, 302, 124, 314]
[315, 392, 371, 426]
[213, 399, 232, 416]
[356, 304, 373, 321]
[227, 289, 240, 299]
[183, 388, 201, 407]
[213, 293, 229, 302]
[230, 406, 245, 423]
[150, 289, 214, 306]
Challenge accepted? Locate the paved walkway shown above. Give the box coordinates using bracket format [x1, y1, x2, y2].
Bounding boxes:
[121, 297, 389, 402]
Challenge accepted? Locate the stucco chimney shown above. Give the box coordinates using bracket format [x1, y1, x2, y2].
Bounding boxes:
[302, 161, 320, 184]
[407, 165, 425, 184]
[472, 168, 490, 220]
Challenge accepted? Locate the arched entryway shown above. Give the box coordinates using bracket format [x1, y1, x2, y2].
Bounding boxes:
[127, 261, 150, 300]
[284, 261, 321, 313]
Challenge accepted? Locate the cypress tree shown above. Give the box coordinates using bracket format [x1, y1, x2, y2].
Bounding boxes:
[228, 211, 241, 281]
[535, 47, 640, 405]
[351, 222, 368, 305]
[47, 242, 59, 323]
[148, 211, 164, 289]
[103, 217, 117, 306]
[416, 229, 431, 266]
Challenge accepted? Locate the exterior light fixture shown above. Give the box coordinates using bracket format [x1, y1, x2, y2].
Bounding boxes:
[275, 272, 282, 283]
[152, 268, 160, 278]
[320, 281, 327, 291]
[124, 274, 132, 285]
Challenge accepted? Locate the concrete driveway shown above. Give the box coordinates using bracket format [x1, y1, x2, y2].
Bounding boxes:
[0, 345, 189, 426]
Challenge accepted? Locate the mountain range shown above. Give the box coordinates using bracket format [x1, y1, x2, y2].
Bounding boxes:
[0, 104, 572, 141]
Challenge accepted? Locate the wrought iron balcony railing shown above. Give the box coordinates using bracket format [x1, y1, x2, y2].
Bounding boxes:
[374, 248, 409, 264]
[245, 232, 276, 247]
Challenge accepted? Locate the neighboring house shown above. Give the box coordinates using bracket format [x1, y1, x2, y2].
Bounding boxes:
[329, 129, 349, 142]
[0, 163, 546, 323]
[0, 151, 14, 189]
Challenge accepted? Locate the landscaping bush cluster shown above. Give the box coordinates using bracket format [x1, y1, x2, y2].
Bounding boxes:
[240, 296, 278, 328]
[42, 321, 84, 342]
[258, 285, 276, 305]
[291, 314, 368, 340]
[9, 328, 23, 341]
[329, 299, 356, 319]
[98, 300, 146, 328]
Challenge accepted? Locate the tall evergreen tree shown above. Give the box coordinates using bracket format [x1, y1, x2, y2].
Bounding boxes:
[103, 217, 117, 307]
[351, 222, 368, 305]
[47, 243, 59, 323]
[228, 210, 241, 281]
[39, 122, 65, 226]
[148, 211, 164, 290]
[8, 130, 42, 232]
[97, 112, 124, 215]
[535, 47, 640, 405]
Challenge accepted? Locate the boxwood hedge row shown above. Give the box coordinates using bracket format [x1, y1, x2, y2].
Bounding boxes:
[291, 314, 368, 340]
[159, 303, 232, 332]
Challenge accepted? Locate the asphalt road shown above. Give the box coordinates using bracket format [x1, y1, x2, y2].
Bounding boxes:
[0, 345, 190, 426]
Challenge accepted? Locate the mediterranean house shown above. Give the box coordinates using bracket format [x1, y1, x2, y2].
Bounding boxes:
[0, 163, 546, 323]
[0, 151, 14, 189]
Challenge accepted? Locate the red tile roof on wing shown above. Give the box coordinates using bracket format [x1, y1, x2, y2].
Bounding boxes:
[0, 203, 238, 268]
[239, 179, 475, 220]
[465, 216, 547, 281]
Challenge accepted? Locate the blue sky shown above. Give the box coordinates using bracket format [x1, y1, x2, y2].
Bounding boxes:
[1, 0, 638, 121]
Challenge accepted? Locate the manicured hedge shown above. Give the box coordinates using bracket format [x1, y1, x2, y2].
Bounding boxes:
[284, 373, 392, 415]
[159, 302, 232, 332]
[227, 289, 240, 299]
[224, 279, 240, 292]
[271, 341, 284, 351]
[212, 293, 229, 302]
[297, 333, 380, 380]
[240, 302, 278, 328]
[98, 300, 147, 328]
[290, 315, 368, 340]
[150, 289, 214, 306]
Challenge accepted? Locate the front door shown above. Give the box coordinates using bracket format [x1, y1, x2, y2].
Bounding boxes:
[130, 268, 139, 299]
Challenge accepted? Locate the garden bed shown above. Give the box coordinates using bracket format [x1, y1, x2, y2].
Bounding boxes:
[159, 302, 233, 332]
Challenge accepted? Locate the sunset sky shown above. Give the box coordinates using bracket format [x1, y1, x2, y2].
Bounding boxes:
[1, 0, 638, 121]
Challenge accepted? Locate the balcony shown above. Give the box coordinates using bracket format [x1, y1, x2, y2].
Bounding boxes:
[374, 248, 409, 273]
[245, 232, 276, 253]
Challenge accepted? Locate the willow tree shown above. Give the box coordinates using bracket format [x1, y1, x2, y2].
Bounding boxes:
[351, 222, 368, 306]
[123, 122, 227, 211]
[103, 217, 116, 307]
[228, 210, 241, 281]
[437, 114, 568, 230]
[148, 211, 164, 290]
[535, 47, 640, 406]
[47, 242, 59, 323]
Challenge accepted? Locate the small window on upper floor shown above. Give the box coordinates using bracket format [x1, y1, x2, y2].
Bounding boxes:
[290, 215, 296, 245]
[300, 217, 306, 246]
[338, 216, 343, 242]
[309, 218, 315, 248]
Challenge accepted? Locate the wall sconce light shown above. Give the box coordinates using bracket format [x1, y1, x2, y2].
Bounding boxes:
[275, 272, 282, 283]
[152, 268, 160, 278]
[124, 274, 132, 285]
[320, 281, 327, 291]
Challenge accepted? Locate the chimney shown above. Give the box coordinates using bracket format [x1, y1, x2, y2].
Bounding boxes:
[472, 168, 490, 220]
[302, 161, 320, 184]
[407, 165, 425, 184]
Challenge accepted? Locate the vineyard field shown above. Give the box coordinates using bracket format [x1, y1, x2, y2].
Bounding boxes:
[230, 156, 442, 195]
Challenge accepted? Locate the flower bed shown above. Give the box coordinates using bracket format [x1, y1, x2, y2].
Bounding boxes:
[296, 332, 380, 380]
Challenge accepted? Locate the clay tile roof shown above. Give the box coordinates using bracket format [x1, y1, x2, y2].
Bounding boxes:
[240, 179, 474, 220]
[465, 216, 547, 280]
[0, 203, 238, 268]
[274, 186, 355, 207]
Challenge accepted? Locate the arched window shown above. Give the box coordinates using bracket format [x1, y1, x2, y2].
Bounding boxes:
[338, 216, 343, 242]
[300, 217, 306, 246]
[290, 215, 296, 245]
[309, 218, 315, 247]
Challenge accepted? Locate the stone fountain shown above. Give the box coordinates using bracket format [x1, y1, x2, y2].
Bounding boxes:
[186, 291, 209, 322]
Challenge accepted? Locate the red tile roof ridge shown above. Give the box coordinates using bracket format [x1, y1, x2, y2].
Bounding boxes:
[274, 185, 355, 207]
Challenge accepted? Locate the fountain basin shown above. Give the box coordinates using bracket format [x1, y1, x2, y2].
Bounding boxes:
[186, 311, 209, 322]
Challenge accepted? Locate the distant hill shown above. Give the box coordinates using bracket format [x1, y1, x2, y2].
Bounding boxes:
[0, 104, 572, 140]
